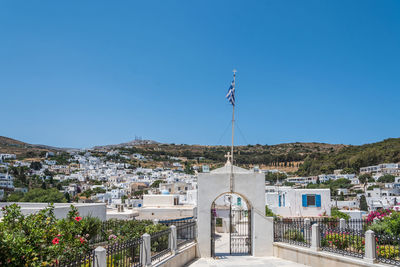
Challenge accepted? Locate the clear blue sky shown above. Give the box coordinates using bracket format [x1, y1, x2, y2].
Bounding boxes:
[1, 1, 400, 148]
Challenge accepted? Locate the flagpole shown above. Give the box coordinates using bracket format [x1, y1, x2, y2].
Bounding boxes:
[230, 69, 236, 193]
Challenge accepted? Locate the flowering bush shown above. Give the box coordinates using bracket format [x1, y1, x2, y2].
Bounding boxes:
[368, 210, 400, 236]
[0, 204, 97, 267]
[366, 209, 392, 223]
[321, 231, 365, 253]
[377, 245, 400, 259]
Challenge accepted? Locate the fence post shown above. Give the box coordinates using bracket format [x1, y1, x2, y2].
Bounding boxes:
[169, 225, 177, 254]
[339, 218, 346, 230]
[94, 246, 107, 267]
[153, 219, 159, 225]
[311, 224, 320, 251]
[364, 230, 376, 263]
[141, 233, 152, 267]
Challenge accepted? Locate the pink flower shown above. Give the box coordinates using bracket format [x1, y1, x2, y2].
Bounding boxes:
[52, 238, 60, 245]
[80, 237, 86, 244]
[75, 216, 82, 222]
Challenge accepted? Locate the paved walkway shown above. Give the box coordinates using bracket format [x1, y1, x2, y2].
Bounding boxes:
[187, 256, 309, 267]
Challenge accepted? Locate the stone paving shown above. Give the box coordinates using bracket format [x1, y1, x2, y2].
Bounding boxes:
[186, 255, 310, 267]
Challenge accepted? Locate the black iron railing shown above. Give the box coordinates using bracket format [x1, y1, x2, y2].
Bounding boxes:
[150, 229, 171, 263]
[274, 219, 311, 247]
[176, 220, 196, 248]
[376, 234, 400, 266]
[320, 225, 365, 258]
[106, 238, 142, 267]
[159, 217, 194, 227]
[56, 250, 94, 267]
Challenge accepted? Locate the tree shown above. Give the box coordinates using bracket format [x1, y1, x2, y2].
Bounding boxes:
[358, 173, 371, 192]
[30, 161, 42, 171]
[21, 188, 66, 203]
[184, 162, 194, 174]
[378, 174, 395, 183]
[151, 180, 164, 188]
[6, 191, 24, 202]
[65, 192, 71, 203]
[360, 195, 368, 211]
[265, 205, 275, 217]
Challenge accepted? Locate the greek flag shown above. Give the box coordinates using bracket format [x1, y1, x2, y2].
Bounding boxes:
[226, 80, 235, 106]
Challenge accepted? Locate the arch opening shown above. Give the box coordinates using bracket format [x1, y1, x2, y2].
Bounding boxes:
[210, 192, 252, 257]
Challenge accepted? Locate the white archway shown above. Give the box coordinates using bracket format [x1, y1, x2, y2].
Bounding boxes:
[197, 163, 273, 257]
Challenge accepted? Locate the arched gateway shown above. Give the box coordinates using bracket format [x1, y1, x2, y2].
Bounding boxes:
[197, 162, 273, 258]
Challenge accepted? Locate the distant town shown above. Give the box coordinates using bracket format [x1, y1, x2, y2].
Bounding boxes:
[1, 136, 400, 221]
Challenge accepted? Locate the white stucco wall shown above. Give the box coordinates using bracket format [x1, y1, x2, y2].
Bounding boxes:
[197, 163, 272, 257]
[0, 202, 107, 221]
[143, 195, 175, 207]
[268, 188, 331, 217]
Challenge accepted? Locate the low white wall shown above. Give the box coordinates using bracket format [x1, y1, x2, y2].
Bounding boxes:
[273, 242, 385, 267]
[137, 206, 195, 220]
[143, 195, 175, 207]
[155, 243, 197, 267]
[0, 202, 107, 221]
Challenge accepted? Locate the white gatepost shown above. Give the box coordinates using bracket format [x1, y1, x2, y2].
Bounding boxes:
[141, 233, 152, 267]
[364, 230, 376, 263]
[94, 246, 106, 267]
[311, 224, 320, 251]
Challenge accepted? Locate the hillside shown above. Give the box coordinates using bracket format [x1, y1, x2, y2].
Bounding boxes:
[0, 136, 60, 157]
[3, 135, 400, 176]
[297, 138, 400, 175]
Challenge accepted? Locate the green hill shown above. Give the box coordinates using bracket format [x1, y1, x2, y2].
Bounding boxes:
[297, 138, 400, 175]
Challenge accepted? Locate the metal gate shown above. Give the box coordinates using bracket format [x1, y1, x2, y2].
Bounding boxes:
[211, 204, 216, 257]
[211, 204, 252, 257]
[230, 209, 251, 255]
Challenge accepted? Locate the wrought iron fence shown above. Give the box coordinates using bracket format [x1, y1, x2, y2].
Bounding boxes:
[274, 219, 312, 247]
[159, 217, 195, 227]
[150, 228, 171, 263]
[56, 250, 95, 267]
[346, 219, 372, 231]
[376, 234, 400, 266]
[320, 225, 365, 258]
[90, 220, 125, 245]
[176, 220, 196, 248]
[106, 237, 142, 267]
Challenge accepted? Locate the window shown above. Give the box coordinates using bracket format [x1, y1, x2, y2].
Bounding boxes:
[302, 194, 321, 207]
[307, 195, 316, 206]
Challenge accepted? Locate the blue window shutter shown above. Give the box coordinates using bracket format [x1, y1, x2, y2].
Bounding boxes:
[279, 195, 281, 207]
[316, 194, 321, 207]
[302, 194, 307, 207]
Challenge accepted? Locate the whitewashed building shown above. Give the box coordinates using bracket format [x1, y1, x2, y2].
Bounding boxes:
[265, 186, 331, 217]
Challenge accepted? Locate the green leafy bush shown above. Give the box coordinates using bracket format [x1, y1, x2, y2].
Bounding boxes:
[331, 207, 350, 220]
[0, 204, 90, 267]
[283, 229, 305, 242]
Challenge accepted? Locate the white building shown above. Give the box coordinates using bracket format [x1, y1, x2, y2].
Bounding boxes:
[0, 173, 14, 189]
[265, 187, 331, 217]
[360, 163, 400, 175]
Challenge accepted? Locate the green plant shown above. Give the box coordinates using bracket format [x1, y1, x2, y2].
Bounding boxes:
[0, 204, 90, 267]
[216, 218, 223, 227]
[331, 207, 350, 220]
[265, 205, 275, 217]
[377, 245, 400, 259]
[283, 229, 305, 242]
